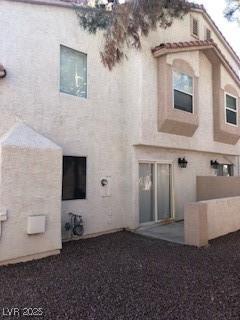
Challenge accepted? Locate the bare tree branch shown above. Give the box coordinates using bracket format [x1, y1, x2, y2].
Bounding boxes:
[75, 0, 190, 69]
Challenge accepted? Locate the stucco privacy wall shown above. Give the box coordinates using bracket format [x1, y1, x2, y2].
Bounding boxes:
[130, 146, 237, 227]
[185, 196, 240, 247]
[0, 123, 62, 265]
[197, 176, 240, 201]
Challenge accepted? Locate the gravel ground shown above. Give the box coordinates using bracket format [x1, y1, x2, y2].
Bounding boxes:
[0, 231, 240, 320]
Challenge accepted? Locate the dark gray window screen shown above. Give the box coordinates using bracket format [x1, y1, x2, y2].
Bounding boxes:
[226, 109, 237, 125]
[174, 90, 193, 113]
[62, 156, 86, 200]
[225, 94, 237, 125]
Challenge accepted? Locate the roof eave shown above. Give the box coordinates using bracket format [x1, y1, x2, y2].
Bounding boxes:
[152, 45, 240, 87]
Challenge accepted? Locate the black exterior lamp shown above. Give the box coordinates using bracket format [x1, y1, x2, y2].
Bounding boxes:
[178, 157, 188, 168]
[101, 178, 108, 186]
[210, 160, 220, 169]
[0, 64, 6, 79]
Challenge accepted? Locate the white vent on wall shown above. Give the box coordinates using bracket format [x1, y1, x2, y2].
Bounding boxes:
[27, 215, 46, 235]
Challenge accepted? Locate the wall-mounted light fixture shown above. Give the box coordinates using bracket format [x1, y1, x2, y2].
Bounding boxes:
[178, 157, 188, 168]
[0, 64, 6, 79]
[101, 178, 108, 186]
[210, 160, 219, 169]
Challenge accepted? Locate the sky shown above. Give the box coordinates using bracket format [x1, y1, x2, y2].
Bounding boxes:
[192, 0, 240, 56]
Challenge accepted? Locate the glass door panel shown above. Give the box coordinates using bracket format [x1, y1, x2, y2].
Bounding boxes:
[139, 163, 155, 223]
[157, 164, 171, 221]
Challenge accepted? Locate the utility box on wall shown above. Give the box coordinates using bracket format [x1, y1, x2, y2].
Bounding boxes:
[0, 123, 62, 266]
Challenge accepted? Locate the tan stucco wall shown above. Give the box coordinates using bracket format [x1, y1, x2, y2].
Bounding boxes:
[185, 196, 240, 247]
[0, 0, 129, 239]
[0, 123, 62, 265]
[129, 146, 238, 229]
[139, 44, 240, 153]
[212, 63, 240, 145]
[157, 57, 199, 137]
[0, 0, 240, 239]
[189, 11, 239, 73]
[197, 176, 240, 201]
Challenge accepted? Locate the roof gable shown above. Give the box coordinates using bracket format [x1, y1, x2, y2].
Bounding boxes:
[190, 5, 240, 68]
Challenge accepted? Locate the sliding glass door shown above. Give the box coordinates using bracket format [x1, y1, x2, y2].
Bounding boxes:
[157, 164, 171, 221]
[139, 163, 155, 224]
[139, 162, 173, 224]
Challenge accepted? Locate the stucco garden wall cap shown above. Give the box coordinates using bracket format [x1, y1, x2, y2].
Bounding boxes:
[0, 123, 62, 150]
[197, 196, 240, 204]
[152, 40, 240, 86]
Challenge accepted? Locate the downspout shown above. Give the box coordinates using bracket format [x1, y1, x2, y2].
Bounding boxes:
[238, 156, 240, 176]
[0, 210, 8, 239]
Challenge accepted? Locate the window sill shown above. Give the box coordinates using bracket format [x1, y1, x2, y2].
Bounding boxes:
[191, 33, 199, 40]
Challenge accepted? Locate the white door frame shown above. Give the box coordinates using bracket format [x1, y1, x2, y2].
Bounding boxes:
[138, 160, 175, 225]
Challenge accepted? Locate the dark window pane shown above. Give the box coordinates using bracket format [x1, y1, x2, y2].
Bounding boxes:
[217, 164, 234, 176]
[226, 94, 236, 110]
[62, 156, 86, 200]
[174, 90, 193, 113]
[226, 109, 237, 125]
[192, 18, 199, 36]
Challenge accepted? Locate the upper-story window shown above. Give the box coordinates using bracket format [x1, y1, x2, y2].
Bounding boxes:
[225, 93, 238, 126]
[191, 17, 199, 38]
[60, 45, 87, 98]
[205, 28, 211, 40]
[173, 71, 193, 113]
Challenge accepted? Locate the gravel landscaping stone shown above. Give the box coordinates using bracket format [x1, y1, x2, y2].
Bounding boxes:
[0, 231, 240, 319]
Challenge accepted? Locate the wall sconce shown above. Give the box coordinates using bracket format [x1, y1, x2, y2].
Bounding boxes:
[101, 178, 108, 186]
[210, 160, 219, 169]
[178, 157, 188, 168]
[0, 64, 6, 79]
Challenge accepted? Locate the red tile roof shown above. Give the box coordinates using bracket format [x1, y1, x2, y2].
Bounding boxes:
[152, 40, 216, 52]
[152, 40, 240, 86]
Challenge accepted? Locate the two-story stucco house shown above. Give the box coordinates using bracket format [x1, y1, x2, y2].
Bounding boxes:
[0, 0, 240, 264]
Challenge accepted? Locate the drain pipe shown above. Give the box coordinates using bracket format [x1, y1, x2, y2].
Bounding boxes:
[238, 156, 240, 176]
[0, 209, 7, 238]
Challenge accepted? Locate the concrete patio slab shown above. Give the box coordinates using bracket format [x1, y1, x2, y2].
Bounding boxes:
[135, 221, 184, 244]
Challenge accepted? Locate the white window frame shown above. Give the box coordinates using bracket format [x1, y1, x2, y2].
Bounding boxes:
[138, 160, 175, 225]
[172, 70, 194, 114]
[205, 27, 211, 41]
[60, 44, 88, 99]
[224, 92, 238, 127]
